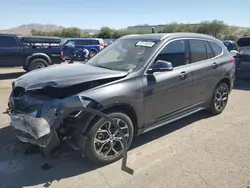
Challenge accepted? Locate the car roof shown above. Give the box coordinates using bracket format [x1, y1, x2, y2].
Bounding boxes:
[19, 36, 62, 43]
[120, 32, 218, 41]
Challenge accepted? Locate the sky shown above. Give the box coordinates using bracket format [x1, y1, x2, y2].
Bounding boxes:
[0, 0, 250, 30]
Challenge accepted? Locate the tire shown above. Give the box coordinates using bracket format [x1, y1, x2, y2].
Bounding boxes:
[28, 58, 48, 71]
[85, 112, 134, 165]
[89, 50, 97, 58]
[208, 82, 229, 115]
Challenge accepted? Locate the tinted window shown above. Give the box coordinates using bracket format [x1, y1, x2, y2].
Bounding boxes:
[0, 36, 17, 47]
[205, 41, 214, 58]
[64, 40, 75, 46]
[75, 40, 99, 45]
[189, 39, 208, 63]
[155, 40, 186, 67]
[209, 41, 222, 56]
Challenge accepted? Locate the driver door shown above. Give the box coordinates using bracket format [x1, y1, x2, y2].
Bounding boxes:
[143, 39, 193, 125]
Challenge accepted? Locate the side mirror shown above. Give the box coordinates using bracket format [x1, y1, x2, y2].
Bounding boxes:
[147, 60, 173, 74]
[230, 50, 239, 57]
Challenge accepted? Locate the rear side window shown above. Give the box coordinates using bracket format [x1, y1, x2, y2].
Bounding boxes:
[208, 41, 222, 56]
[155, 40, 186, 67]
[75, 40, 100, 45]
[189, 39, 208, 63]
[0, 36, 18, 47]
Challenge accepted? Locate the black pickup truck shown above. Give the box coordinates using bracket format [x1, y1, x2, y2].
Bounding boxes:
[0, 34, 63, 71]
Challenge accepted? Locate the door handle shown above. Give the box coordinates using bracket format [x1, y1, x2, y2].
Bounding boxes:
[213, 62, 218, 68]
[179, 71, 187, 79]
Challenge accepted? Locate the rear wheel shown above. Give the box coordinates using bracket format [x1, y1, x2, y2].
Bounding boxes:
[28, 59, 48, 71]
[208, 82, 229, 115]
[85, 112, 134, 165]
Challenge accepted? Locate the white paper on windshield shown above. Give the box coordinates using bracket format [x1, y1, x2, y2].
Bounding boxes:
[135, 41, 155, 47]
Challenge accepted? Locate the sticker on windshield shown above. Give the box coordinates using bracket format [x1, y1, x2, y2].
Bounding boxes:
[135, 41, 155, 47]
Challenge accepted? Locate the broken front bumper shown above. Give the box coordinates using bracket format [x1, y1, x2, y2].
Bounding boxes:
[8, 94, 133, 174]
[8, 94, 86, 147]
[10, 114, 53, 147]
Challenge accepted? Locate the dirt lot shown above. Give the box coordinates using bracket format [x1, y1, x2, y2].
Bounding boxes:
[0, 68, 250, 188]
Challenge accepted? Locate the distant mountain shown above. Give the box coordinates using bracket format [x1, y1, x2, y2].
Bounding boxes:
[0, 23, 99, 36]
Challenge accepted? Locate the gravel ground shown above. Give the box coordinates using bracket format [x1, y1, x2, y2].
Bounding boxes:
[0, 68, 250, 188]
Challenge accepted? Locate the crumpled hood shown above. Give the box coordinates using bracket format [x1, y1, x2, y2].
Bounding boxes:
[14, 63, 128, 90]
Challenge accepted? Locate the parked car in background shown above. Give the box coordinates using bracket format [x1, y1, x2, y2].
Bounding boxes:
[62, 38, 105, 59]
[0, 34, 63, 71]
[103, 39, 115, 47]
[103, 39, 110, 48]
[8, 33, 235, 165]
[222, 40, 237, 51]
[231, 36, 250, 79]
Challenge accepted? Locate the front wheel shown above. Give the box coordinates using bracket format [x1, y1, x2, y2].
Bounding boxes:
[208, 82, 229, 115]
[85, 112, 134, 165]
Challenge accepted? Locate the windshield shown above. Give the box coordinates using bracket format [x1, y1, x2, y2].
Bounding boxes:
[241, 49, 250, 55]
[85, 38, 160, 71]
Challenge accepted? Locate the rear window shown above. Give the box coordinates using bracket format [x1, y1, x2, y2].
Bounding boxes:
[208, 41, 222, 56]
[0, 36, 18, 47]
[75, 39, 100, 45]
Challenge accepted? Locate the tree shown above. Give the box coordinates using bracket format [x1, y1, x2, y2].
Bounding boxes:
[97, 27, 114, 38]
[196, 20, 228, 38]
[61, 27, 81, 38]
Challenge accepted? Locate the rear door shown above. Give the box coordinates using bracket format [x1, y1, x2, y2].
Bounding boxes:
[0, 35, 23, 67]
[187, 39, 223, 105]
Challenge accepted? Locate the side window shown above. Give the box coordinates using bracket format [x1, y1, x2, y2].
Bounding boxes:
[155, 40, 186, 67]
[205, 41, 214, 58]
[189, 39, 208, 63]
[64, 40, 75, 46]
[0, 36, 18, 47]
[75, 40, 87, 45]
[209, 41, 222, 56]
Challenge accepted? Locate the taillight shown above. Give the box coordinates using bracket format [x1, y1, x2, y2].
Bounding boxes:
[231, 58, 235, 64]
[60, 51, 64, 58]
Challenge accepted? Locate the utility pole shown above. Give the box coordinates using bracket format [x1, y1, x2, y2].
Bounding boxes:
[152, 27, 156, 33]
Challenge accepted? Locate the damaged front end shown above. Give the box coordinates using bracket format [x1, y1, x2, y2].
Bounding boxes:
[7, 75, 122, 148]
[8, 86, 93, 148]
[7, 82, 133, 174]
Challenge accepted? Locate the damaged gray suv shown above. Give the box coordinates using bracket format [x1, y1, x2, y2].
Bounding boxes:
[8, 33, 235, 165]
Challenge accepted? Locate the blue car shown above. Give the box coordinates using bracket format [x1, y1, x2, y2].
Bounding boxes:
[62, 38, 105, 60]
[222, 40, 237, 51]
